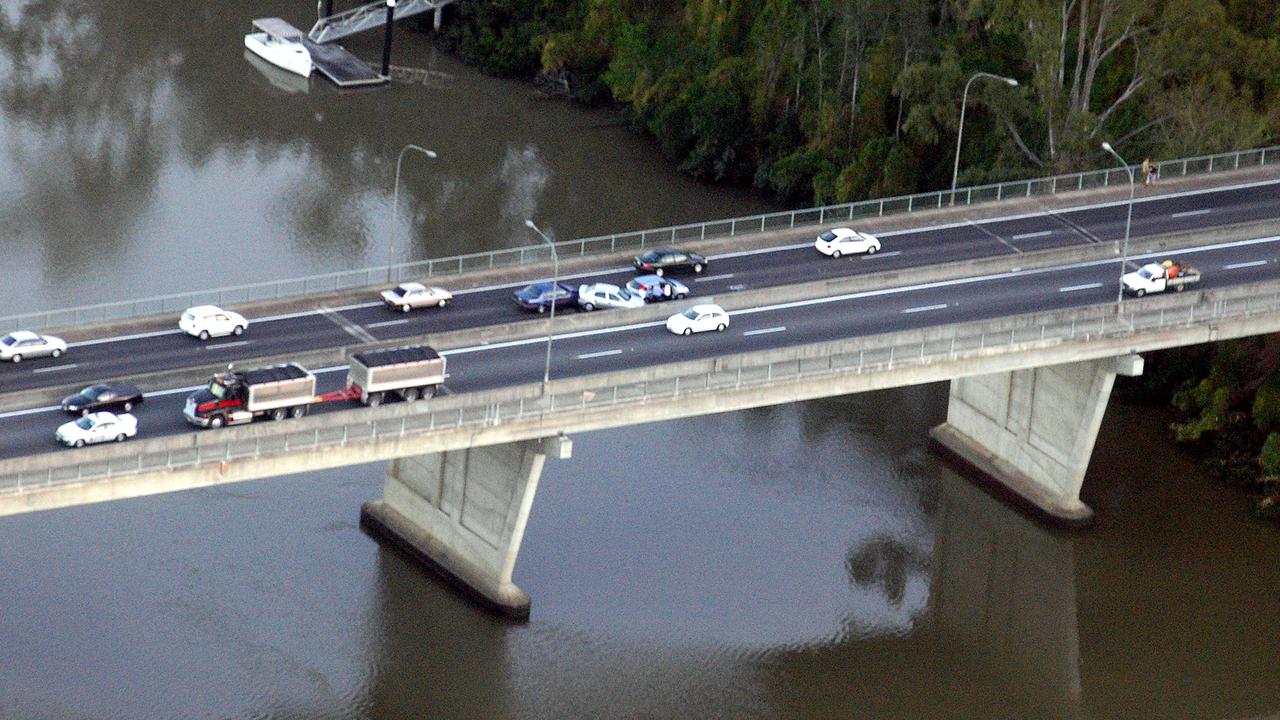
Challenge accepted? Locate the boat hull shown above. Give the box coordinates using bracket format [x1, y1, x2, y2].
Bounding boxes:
[244, 32, 312, 78]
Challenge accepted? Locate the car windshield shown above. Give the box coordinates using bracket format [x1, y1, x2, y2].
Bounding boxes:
[819, 231, 836, 241]
[209, 381, 229, 400]
[1138, 267, 1157, 279]
[75, 417, 95, 430]
[390, 286, 408, 297]
[618, 289, 635, 300]
[639, 250, 661, 263]
[682, 309, 699, 320]
[85, 385, 109, 400]
[0, 335, 14, 346]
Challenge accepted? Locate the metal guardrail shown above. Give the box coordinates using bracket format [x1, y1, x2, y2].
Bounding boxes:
[1, 145, 1275, 334]
[6, 279, 1280, 496]
[308, 0, 450, 43]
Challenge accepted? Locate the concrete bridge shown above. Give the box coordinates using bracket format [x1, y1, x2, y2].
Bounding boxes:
[2, 148, 1279, 617]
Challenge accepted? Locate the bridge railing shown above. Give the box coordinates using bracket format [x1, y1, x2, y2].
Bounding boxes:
[5, 279, 1280, 495]
[0, 145, 1276, 335]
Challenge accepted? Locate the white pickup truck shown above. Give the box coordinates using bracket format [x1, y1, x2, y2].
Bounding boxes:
[1122, 260, 1202, 297]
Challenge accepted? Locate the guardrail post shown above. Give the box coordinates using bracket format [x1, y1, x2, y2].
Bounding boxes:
[878, 200, 884, 216]
[1182, 159, 1188, 175]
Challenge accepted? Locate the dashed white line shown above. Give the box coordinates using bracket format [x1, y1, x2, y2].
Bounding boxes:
[206, 340, 250, 350]
[367, 318, 411, 328]
[902, 303, 948, 314]
[862, 250, 901, 259]
[966, 219, 1022, 253]
[743, 326, 786, 336]
[32, 363, 78, 373]
[1012, 230, 1052, 240]
[577, 349, 622, 360]
[1059, 282, 1103, 292]
[693, 273, 735, 282]
[1172, 209, 1211, 218]
[1224, 260, 1267, 270]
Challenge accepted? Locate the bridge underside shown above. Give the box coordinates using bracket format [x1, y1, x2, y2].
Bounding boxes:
[930, 354, 1144, 526]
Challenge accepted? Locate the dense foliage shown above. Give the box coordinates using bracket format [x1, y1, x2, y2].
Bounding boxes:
[440, 0, 1280, 203]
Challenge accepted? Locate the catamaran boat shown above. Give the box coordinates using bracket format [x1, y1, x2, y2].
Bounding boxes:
[244, 17, 312, 78]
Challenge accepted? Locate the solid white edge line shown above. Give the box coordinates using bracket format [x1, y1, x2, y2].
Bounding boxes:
[1059, 282, 1103, 292]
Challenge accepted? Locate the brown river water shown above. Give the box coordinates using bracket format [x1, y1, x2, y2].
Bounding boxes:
[0, 2, 1277, 718]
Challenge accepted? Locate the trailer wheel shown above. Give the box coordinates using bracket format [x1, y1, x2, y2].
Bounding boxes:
[209, 416, 225, 428]
[271, 407, 287, 421]
[402, 388, 420, 402]
[290, 405, 307, 418]
[367, 392, 383, 407]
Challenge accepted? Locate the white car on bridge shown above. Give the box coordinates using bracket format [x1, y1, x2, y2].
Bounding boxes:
[380, 282, 453, 312]
[815, 227, 881, 257]
[666, 304, 730, 335]
[56, 411, 139, 448]
[180, 305, 249, 340]
[577, 282, 646, 311]
[0, 330, 67, 363]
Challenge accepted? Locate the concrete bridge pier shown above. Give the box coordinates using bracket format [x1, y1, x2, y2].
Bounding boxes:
[433, 5, 444, 31]
[360, 434, 572, 620]
[929, 353, 1143, 527]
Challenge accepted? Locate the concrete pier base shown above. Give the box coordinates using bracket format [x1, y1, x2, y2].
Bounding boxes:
[930, 354, 1143, 527]
[360, 437, 560, 620]
[433, 6, 443, 30]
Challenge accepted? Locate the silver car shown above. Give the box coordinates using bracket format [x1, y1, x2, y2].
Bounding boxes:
[0, 330, 67, 363]
[381, 282, 454, 312]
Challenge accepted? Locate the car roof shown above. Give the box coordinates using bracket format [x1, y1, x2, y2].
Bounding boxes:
[88, 411, 119, 421]
[397, 282, 427, 292]
[631, 274, 662, 284]
[186, 305, 226, 315]
[6, 330, 40, 341]
[689, 304, 724, 313]
[585, 282, 619, 292]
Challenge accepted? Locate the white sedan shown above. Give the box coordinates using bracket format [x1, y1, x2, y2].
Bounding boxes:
[666, 304, 730, 335]
[815, 227, 881, 257]
[577, 282, 646, 311]
[180, 305, 249, 340]
[380, 282, 453, 312]
[0, 330, 67, 363]
[56, 412, 139, 447]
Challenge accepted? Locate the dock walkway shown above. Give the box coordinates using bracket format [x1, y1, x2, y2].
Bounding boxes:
[301, 39, 386, 87]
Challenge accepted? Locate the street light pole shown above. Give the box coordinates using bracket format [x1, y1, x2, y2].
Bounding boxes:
[1102, 141, 1136, 305]
[389, 143, 437, 283]
[950, 72, 1019, 205]
[524, 219, 559, 397]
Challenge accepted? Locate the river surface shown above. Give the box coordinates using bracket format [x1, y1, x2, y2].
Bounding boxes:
[1, 2, 1279, 719]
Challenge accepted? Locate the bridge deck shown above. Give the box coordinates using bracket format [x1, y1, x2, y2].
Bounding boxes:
[303, 40, 386, 87]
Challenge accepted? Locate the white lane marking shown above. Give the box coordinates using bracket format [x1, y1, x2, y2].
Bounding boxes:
[32, 363, 78, 373]
[743, 326, 786, 336]
[317, 306, 376, 343]
[714, 177, 1280, 259]
[1225, 260, 1267, 270]
[577, 349, 623, 360]
[1012, 230, 1052, 240]
[862, 250, 901, 259]
[367, 318, 411, 328]
[966, 219, 1022, 253]
[1059, 282, 1103, 292]
[693, 273, 735, 282]
[205, 340, 250, 350]
[72, 329, 184, 347]
[903, 304, 948, 314]
[1172, 209, 1211, 218]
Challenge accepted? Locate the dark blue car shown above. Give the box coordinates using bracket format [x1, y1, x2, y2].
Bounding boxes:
[513, 282, 578, 313]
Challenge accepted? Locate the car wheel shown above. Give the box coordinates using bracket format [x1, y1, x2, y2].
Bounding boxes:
[367, 392, 383, 407]
[832, 250, 842, 258]
[676, 293, 686, 299]
[716, 324, 727, 332]
[271, 408, 287, 421]
[11, 354, 20, 363]
[232, 325, 244, 336]
[123, 402, 133, 412]
[1175, 284, 1186, 293]
[209, 416, 226, 429]
[693, 263, 703, 273]
[655, 268, 665, 277]
[866, 245, 879, 255]
[74, 439, 86, 448]
[115, 434, 126, 443]
[401, 304, 411, 313]
[80, 408, 89, 417]
[1135, 288, 1146, 297]
[682, 327, 692, 336]
[583, 303, 595, 312]
[198, 330, 210, 340]
[537, 305, 546, 314]
[402, 387, 420, 402]
[51, 348, 63, 358]
[438, 299, 448, 308]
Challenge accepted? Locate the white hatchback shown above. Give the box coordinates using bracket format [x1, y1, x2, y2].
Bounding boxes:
[815, 227, 881, 257]
[56, 411, 139, 447]
[666, 304, 730, 335]
[0, 330, 67, 363]
[577, 282, 646, 311]
[180, 305, 249, 340]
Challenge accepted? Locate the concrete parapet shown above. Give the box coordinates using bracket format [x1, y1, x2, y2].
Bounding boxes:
[929, 354, 1143, 526]
[361, 438, 550, 619]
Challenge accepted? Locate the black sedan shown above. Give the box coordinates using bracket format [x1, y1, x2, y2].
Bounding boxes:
[632, 248, 708, 276]
[61, 383, 144, 415]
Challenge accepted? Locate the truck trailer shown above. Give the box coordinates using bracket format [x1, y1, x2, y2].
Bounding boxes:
[183, 346, 447, 428]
